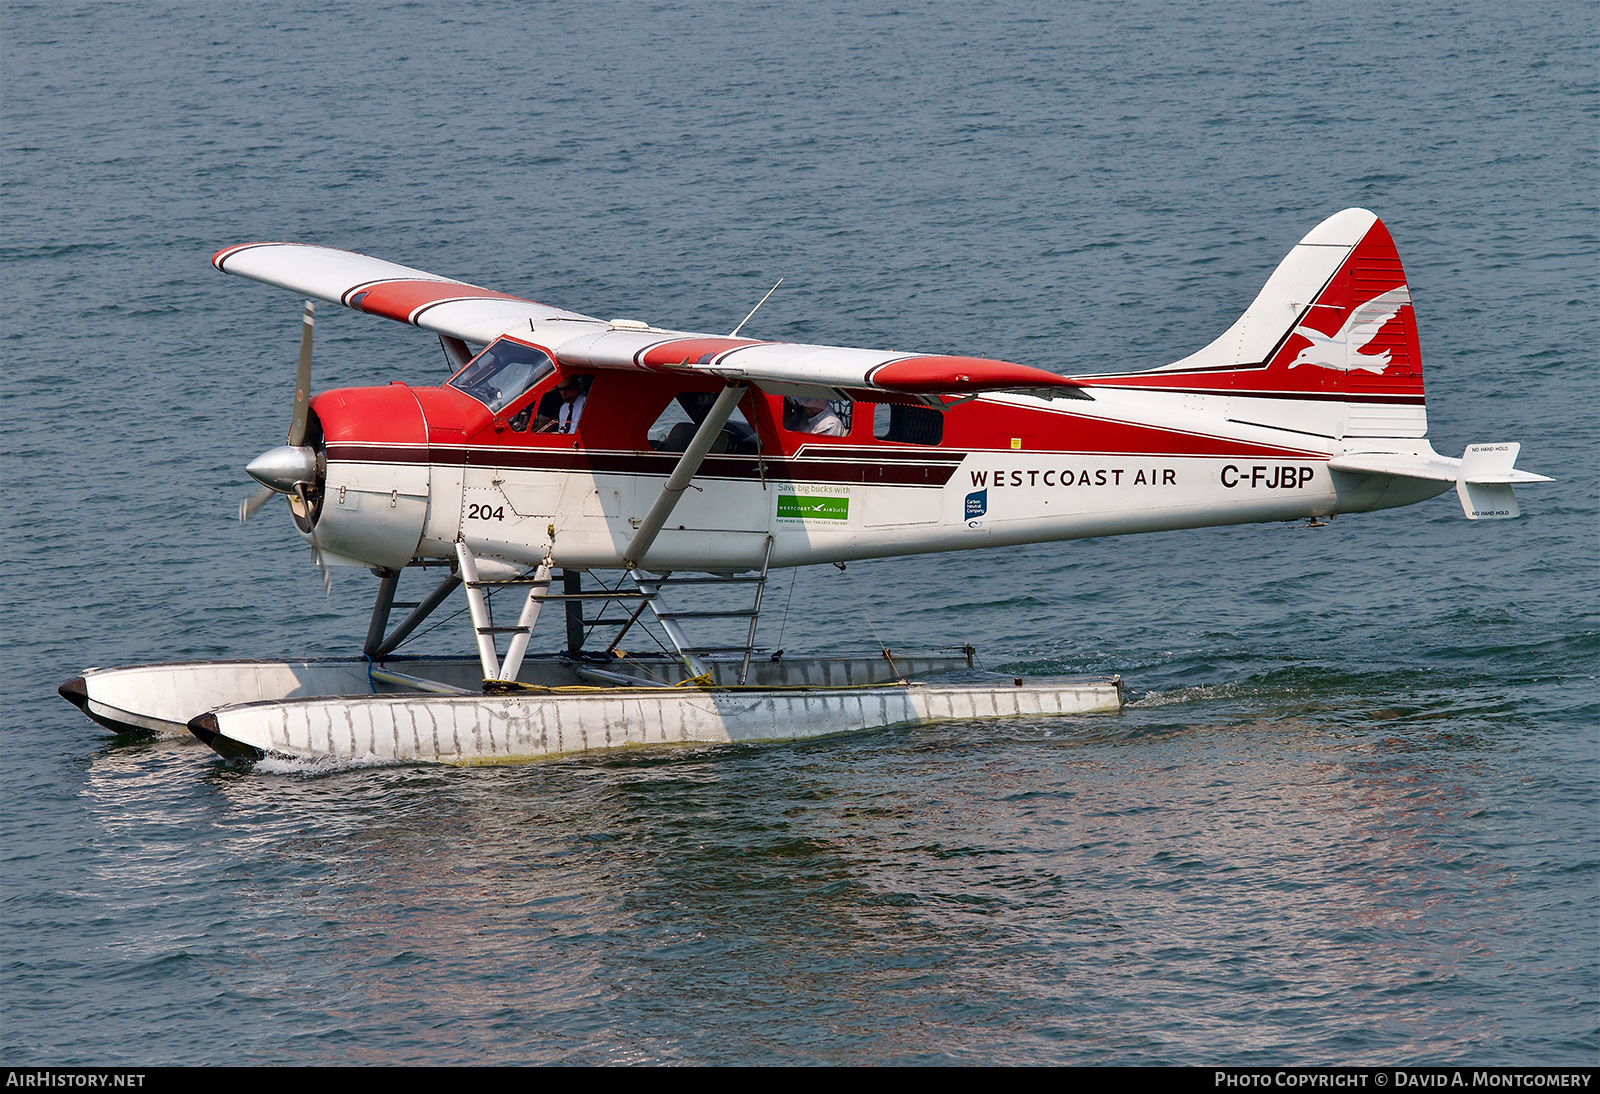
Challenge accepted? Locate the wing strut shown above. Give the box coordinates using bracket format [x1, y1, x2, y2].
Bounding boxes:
[623, 382, 747, 571]
[438, 334, 473, 372]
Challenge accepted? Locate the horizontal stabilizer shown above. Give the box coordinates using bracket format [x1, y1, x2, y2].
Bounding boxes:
[1457, 442, 1551, 485]
[1328, 450, 1460, 482]
[1330, 442, 1550, 521]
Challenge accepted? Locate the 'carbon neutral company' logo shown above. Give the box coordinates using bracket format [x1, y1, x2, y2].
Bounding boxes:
[777, 494, 849, 522]
[965, 489, 987, 520]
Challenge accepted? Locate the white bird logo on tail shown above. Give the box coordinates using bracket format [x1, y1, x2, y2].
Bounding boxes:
[1289, 285, 1410, 373]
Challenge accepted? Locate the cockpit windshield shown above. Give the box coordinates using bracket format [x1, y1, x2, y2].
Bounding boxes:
[449, 339, 555, 413]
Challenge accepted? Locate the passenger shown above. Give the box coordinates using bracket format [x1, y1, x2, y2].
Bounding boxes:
[785, 396, 846, 436]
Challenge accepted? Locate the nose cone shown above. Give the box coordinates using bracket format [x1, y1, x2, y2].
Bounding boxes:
[246, 445, 317, 494]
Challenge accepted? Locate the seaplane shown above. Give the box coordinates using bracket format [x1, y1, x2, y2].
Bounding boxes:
[59, 208, 1549, 765]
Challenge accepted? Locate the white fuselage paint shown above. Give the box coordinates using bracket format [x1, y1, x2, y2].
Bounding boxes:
[311, 456, 1448, 575]
[307, 389, 1451, 574]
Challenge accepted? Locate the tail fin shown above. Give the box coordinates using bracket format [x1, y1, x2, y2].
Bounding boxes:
[1082, 209, 1427, 440]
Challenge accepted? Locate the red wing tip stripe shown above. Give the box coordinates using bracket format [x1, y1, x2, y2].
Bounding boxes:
[343, 280, 531, 325]
[406, 295, 518, 325]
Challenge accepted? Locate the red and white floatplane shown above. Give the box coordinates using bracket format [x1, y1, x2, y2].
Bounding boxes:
[60, 209, 1548, 764]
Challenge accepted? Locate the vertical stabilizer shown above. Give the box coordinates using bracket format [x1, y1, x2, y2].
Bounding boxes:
[1078, 209, 1428, 440]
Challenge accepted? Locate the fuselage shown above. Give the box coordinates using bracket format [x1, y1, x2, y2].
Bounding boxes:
[303, 345, 1448, 576]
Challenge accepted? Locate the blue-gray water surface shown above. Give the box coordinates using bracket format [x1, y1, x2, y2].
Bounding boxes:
[2, 0, 1595, 1066]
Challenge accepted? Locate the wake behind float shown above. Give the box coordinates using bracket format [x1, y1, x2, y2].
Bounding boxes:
[60, 210, 1546, 763]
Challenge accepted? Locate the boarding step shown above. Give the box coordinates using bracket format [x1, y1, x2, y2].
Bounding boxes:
[466, 582, 649, 599]
[463, 576, 554, 587]
[530, 590, 651, 601]
[627, 541, 773, 684]
[651, 609, 760, 620]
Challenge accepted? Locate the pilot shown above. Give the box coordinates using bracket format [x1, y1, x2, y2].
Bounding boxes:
[785, 396, 846, 436]
[555, 376, 587, 433]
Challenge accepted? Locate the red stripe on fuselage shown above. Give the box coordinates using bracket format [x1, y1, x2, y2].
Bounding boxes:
[319, 382, 1326, 481]
[324, 444, 968, 486]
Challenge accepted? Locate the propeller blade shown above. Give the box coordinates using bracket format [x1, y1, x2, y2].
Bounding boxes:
[294, 482, 333, 595]
[287, 300, 314, 447]
[311, 542, 332, 595]
[239, 485, 276, 523]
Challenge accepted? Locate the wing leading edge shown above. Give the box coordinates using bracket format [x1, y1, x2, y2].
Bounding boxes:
[212, 242, 1090, 401]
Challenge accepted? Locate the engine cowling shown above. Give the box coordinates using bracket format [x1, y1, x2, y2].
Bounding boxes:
[308, 385, 432, 569]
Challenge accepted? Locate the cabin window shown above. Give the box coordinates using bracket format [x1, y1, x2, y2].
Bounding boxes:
[873, 403, 944, 445]
[450, 340, 554, 413]
[781, 397, 852, 437]
[647, 392, 761, 455]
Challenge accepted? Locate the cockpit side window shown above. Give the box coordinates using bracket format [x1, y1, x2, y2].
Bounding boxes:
[449, 340, 555, 413]
[529, 374, 590, 434]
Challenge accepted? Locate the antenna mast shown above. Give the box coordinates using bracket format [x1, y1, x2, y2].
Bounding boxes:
[729, 278, 784, 338]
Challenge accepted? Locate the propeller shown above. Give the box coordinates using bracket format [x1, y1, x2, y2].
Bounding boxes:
[240, 301, 317, 524]
[238, 299, 332, 588]
[240, 301, 332, 592]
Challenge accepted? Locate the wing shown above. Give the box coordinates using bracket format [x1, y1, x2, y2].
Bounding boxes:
[213, 242, 1090, 401]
